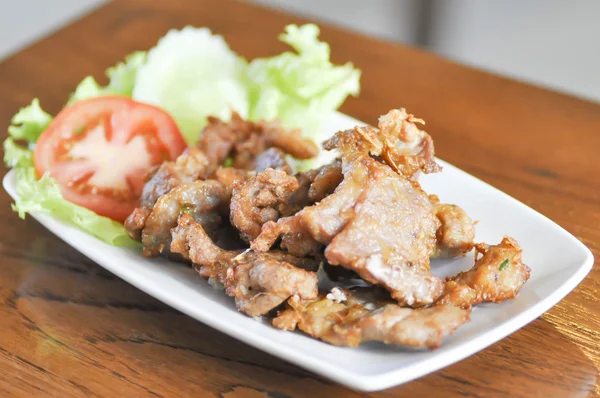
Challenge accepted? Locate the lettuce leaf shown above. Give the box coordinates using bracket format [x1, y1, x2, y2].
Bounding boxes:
[132, 27, 249, 144]
[12, 168, 134, 246]
[246, 24, 361, 142]
[68, 76, 105, 104]
[105, 51, 147, 97]
[4, 99, 135, 246]
[7, 98, 52, 143]
[130, 24, 359, 150]
[3, 138, 33, 168]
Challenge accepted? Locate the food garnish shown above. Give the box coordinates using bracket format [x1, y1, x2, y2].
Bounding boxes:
[4, 24, 360, 244]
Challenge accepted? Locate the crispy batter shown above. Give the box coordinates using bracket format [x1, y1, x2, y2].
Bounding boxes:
[230, 169, 300, 243]
[377, 109, 440, 177]
[125, 148, 211, 241]
[171, 215, 319, 272]
[323, 109, 441, 178]
[273, 288, 469, 348]
[213, 167, 250, 194]
[435, 281, 478, 309]
[226, 257, 318, 317]
[140, 147, 212, 208]
[454, 237, 530, 303]
[358, 305, 469, 348]
[437, 237, 531, 308]
[323, 126, 382, 156]
[198, 113, 318, 169]
[141, 180, 229, 257]
[260, 119, 319, 160]
[127, 113, 316, 243]
[196, 116, 241, 166]
[305, 159, 343, 203]
[127, 111, 312, 247]
[123, 207, 151, 241]
[251, 156, 369, 256]
[430, 195, 476, 258]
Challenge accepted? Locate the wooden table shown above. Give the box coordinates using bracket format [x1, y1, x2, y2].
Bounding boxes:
[0, 0, 598, 396]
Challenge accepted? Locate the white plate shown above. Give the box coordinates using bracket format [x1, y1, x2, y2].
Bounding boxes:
[3, 112, 593, 392]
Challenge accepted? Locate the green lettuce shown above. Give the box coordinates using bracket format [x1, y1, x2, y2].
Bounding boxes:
[68, 76, 105, 104]
[130, 24, 360, 149]
[132, 27, 249, 144]
[3, 137, 33, 168]
[105, 51, 147, 96]
[247, 24, 361, 140]
[7, 98, 52, 143]
[4, 99, 135, 246]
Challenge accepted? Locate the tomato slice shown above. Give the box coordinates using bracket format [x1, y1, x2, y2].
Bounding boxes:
[34, 96, 186, 222]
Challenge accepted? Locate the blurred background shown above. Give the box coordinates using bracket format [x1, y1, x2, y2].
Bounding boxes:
[2, 0, 599, 103]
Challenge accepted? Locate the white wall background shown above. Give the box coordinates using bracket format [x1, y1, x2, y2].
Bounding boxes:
[425, 0, 600, 103]
[1, 0, 599, 103]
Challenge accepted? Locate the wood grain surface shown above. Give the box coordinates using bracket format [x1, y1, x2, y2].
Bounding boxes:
[0, 0, 599, 396]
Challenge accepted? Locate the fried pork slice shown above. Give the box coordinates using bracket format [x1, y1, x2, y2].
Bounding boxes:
[436, 236, 531, 308]
[213, 148, 293, 196]
[230, 169, 300, 243]
[252, 147, 293, 174]
[251, 156, 369, 256]
[230, 160, 344, 249]
[214, 166, 250, 195]
[253, 155, 444, 306]
[430, 195, 475, 258]
[274, 295, 364, 346]
[228, 158, 340, 246]
[141, 147, 212, 208]
[124, 207, 151, 242]
[196, 115, 242, 166]
[274, 288, 469, 349]
[435, 281, 478, 309]
[171, 214, 319, 272]
[303, 159, 343, 203]
[170, 215, 318, 317]
[141, 180, 229, 257]
[357, 305, 470, 348]
[226, 257, 318, 317]
[258, 119, 319, 161]
[197, 113, 318, 169]
[124, 147, 211, 240]
[323, 108, 441, 179]
[325, 157, 443, 306]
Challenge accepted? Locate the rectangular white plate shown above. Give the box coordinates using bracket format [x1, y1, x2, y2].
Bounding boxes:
[3, 112, 593, 392]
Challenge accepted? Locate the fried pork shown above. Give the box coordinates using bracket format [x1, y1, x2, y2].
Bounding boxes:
[171, 215, 318, 317]
[122, 109, 531, 350]
[273, 287, 470, 349]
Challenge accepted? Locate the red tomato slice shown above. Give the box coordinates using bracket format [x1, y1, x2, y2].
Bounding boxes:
[34, 96, 186, 222]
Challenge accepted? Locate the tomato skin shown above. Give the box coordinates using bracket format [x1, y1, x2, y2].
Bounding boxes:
[34, 96, 186, 222]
